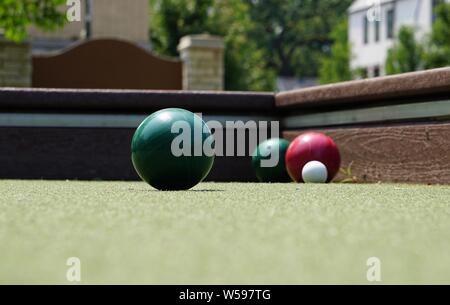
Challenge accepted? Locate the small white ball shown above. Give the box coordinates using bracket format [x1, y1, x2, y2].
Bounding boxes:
[302, 161, 328, 183]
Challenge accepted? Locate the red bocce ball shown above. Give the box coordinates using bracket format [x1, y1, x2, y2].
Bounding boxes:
[285, 132, 341, 183]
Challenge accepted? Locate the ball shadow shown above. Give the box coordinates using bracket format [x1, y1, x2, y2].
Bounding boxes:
[128, 188, 225, 193]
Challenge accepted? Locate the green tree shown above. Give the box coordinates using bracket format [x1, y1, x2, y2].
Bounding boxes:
[150, 0, 213, 56]
[424, 2, 450, 68]
[245, 0, 353, 78]
[150, 0, 353, 90]
[385, 26, 424, 75]
[319, 19, 351, 84]
[209, 0, 276, 91]
[0, 0, 66, 42]
[150, 0, 275, 91]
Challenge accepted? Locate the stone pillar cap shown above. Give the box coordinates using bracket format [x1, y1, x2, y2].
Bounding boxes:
[178, 34, 224, 51]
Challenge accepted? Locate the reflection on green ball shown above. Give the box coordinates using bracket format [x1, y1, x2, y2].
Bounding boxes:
[131, 108, 215, 191]
[251, 138, 292, 183]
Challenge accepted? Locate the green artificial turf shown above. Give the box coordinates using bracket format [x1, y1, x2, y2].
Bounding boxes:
[0, 180, 449, 284]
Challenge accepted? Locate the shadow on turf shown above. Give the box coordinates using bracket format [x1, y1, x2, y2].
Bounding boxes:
[128, 188, 225, 193]
[188, 189, 225, 192]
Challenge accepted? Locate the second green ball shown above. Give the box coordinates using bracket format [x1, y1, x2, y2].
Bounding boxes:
[251, 138, 292, 183]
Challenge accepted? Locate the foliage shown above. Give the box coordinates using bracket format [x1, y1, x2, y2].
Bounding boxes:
[149, 0, 213, 56]
[150, 0, 352, 90]
[245, 0, 353, 78]
[337, 162, 358, 184]
[209, 0, 276, 91]
[385, 26, 424, 75]
[0, 0, 66, 42]
[319, 19, 352, 84]
[423, 2, 450, 69]
[386, 3, 450, 74]
[150, 0, 275, 91]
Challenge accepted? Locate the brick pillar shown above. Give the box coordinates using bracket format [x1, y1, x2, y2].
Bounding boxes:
[0, 38, 31, 87]
[178, 34, 224, 91]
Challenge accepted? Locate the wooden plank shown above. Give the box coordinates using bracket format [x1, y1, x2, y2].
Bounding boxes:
[0, 88, 275, 112]
[283, 122, 450, 184]
[276, 67, 450, 109]
[283, 99, 450, 128]
[0, 113, 276, 128]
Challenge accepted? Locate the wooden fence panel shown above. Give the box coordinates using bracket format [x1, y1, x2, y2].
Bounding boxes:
[32, 39, 182, 90]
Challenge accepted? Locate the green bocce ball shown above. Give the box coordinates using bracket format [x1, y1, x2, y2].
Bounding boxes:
[131, 108, 215, 190]
[251, 138, 292, 183]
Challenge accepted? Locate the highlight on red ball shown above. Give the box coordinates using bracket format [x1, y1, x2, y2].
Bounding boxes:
[285, 132, 341, 183]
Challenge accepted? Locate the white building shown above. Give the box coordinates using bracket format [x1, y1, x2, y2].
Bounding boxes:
[349, 0, 448, 77]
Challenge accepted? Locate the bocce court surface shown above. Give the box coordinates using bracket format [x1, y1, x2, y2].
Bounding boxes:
[1, 180, 449, 284]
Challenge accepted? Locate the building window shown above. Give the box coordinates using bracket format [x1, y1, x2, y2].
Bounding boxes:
[363, 16, 369, 44]
[373, 66, 380, 77]
[387, 9, 395, 39]
[375, 20, 380, 42]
